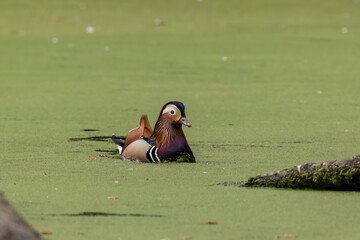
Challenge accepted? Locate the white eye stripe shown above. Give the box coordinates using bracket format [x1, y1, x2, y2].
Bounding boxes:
[162, 104, 179, 115]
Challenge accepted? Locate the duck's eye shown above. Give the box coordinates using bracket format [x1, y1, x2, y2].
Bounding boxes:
[170, 110, 175, 115]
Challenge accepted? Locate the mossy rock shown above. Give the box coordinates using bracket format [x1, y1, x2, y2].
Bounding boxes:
[223, 155, 360, 190]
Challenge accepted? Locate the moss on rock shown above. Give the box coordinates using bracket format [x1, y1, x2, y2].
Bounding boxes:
[222, 155, 360, 190]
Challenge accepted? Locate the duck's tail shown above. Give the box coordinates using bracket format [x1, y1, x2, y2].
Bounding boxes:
[112, 134, 125, 154]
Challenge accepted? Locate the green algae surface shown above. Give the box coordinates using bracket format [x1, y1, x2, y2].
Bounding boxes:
[1, 0, 360, 239]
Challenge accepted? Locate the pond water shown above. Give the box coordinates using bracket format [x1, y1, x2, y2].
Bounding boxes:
[1, 0, 360, 239]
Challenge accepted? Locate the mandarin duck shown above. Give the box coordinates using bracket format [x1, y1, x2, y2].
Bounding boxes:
[112, 101, 195, 163]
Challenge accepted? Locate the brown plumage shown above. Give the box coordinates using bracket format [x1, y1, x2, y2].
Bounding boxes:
[112, 101, 195, 163]
[122, 115, 153, 151]
[152, 113, 185, 149]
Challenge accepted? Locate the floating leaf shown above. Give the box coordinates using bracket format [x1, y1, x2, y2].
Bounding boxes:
[275, 234, 298, 239]
[201, 221, 218, 225]
[68, 139, 82, 142]
[108, 196, 119, 200]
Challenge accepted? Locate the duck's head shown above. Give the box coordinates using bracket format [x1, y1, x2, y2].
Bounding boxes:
[159, 101, 191, 127]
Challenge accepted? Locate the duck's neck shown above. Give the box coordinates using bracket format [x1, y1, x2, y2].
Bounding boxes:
[152, 117, 185, 149]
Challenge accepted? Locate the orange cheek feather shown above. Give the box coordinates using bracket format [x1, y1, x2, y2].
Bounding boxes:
[165, 112, 181, 122]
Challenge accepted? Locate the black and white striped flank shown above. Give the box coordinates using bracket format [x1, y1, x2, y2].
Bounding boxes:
[146, 146, 161, 163]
